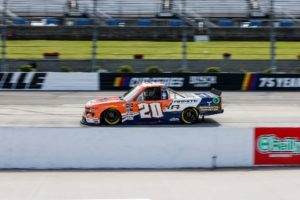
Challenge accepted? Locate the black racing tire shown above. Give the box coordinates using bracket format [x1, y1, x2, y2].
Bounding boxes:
[181, 108, 199, 124]
[102, 109, 121, 125]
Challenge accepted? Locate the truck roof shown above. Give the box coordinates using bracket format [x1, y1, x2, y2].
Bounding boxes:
[137, 82, 165, 88]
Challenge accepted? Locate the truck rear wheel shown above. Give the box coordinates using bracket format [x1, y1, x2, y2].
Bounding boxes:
[181, 108, 199, 124]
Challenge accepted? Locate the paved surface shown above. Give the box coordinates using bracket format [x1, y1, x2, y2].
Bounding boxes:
[0, 91, 299, 127]
[1, 168, 300, 200]
[1, 92, 300, 200]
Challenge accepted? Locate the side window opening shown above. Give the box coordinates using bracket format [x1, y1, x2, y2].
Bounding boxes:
[135, 87, 169, 102]
[144, 87, 161, 101]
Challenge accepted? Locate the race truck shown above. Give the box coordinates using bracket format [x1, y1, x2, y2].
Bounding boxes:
[81, 82, 223, 125]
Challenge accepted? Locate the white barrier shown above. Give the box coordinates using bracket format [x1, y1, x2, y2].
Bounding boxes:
[0, 127, 253, 169]
[0, 72, 98, 90]
[43, 72, 98, 90]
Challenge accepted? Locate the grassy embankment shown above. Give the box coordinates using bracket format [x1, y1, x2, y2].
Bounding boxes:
[3, 40, 300, 60]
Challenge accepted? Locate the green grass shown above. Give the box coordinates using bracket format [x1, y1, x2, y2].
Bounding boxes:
[3, 40, 300, 60]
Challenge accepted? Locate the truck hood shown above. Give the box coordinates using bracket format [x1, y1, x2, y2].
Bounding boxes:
[86, 96, 122, 107]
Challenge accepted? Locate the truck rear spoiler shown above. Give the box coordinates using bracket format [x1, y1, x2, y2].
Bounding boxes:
[210, 88, 222, 96]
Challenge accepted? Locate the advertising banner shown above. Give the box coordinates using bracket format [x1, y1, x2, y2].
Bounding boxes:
[255, 128, 300, 165]
[242, 73, 300, 91]
[0, 72, 99, 91]
[2, 72, 300, 91]
[100, 73, 244, 91]
[0, 72, 47, 90]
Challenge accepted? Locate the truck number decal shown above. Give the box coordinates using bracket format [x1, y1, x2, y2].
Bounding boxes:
[138, 103, 163, 118]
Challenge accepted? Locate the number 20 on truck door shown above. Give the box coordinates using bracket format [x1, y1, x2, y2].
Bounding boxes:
[138, 103, 164, 118]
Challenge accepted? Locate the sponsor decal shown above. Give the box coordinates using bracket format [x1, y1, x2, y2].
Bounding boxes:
[0, 73, 46, 90]
[212, 97, 220, 104]
[207, 101, 212, 107]
[169, 117, 180, 122]
[125, 103, 134, 120]
[199, 106, 220, 112]
[168, 105, 180, 110]
[113, 77, 184, 88]
[173, 99, 198, 103]
[189, 76, 217, 87]
[255, 128, 300, 165]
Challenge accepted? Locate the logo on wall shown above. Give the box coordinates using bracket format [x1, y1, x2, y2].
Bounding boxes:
[258, 77, 300, 88]
[99, 73, 254, 91]
[189, 76, 217, 87]
[242, 73, 300, 91]
[255, 128, 300, 165]
[0, 73, 46, 89]
[257, 135, 300, 154]
[241, 73, 260, 91]
[113, 77, 184, 88]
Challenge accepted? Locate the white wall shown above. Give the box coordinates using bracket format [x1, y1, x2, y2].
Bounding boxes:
[0, 127, 253, 169]
[214, 128, 253, 167]
[0, 72, 99, 91]
[43, 72, 98, 91]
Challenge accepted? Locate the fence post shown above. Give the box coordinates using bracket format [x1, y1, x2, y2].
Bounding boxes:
[91, 0, 98, 72]
[270, 0, 277, 73]
[1, 0, 8, 72]
[181, 0, 188, 71]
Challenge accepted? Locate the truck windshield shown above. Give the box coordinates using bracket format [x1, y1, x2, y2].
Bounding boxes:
[122, 86, 141, 101]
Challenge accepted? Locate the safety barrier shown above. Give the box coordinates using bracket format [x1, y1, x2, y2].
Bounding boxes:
[1, 127, 300, 169]
[0, 127, 252, 169]
[1, 72, 300, 91]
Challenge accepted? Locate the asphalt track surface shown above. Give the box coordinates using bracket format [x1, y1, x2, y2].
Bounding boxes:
[1, 92, 300, 200]
[1, 168, 300, 200]
[0, 91, 299, 127]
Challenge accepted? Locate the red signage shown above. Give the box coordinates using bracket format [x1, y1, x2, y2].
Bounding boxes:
[255, 128, 300, 165]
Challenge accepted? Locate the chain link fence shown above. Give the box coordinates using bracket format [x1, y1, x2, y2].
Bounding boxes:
[1, 0, 300, 72]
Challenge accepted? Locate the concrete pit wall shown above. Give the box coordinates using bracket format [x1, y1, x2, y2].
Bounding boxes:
[0, 127, 253, 169]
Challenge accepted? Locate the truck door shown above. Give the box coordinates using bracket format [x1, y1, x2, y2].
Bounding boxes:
[132, 86, 172, 123]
